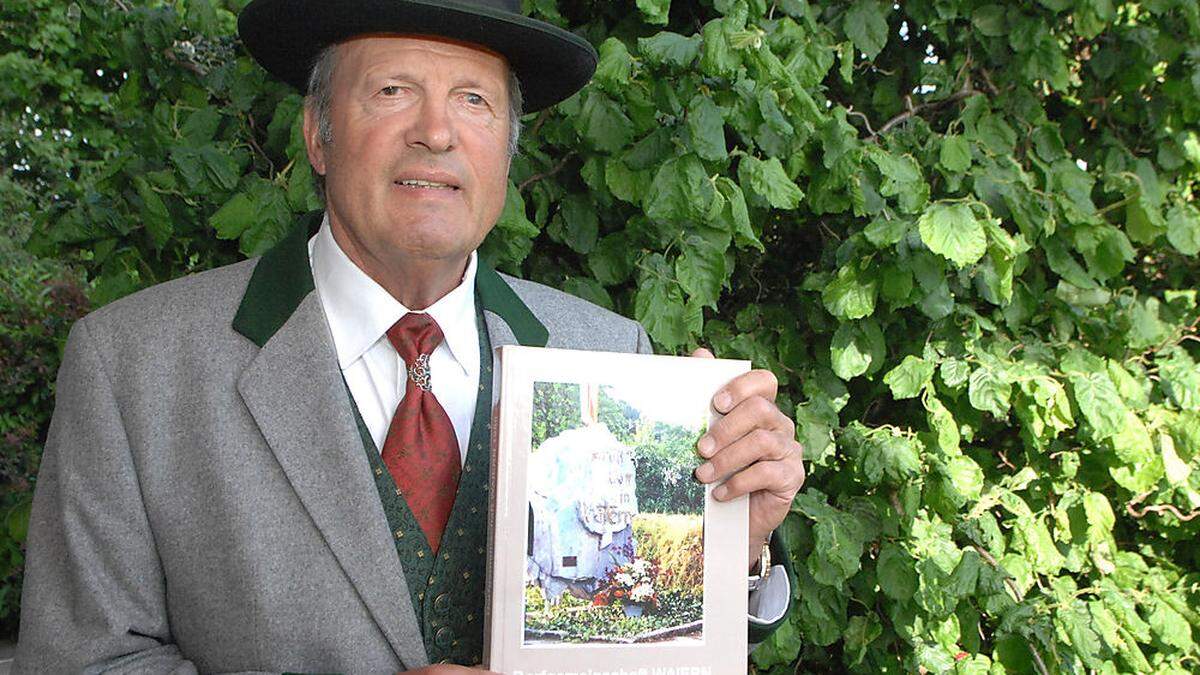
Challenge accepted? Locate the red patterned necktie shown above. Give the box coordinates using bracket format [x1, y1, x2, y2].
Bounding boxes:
[381, 313, 461, 553]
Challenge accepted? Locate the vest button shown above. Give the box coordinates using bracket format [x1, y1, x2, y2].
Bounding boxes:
[434, 593, 450, 613]
[435, 626, 453, 648]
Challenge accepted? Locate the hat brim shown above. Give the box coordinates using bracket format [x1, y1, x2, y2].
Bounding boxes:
[238, 0, 597, 112]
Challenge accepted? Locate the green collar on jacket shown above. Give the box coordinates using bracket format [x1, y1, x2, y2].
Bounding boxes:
[231, 211, 549, 348]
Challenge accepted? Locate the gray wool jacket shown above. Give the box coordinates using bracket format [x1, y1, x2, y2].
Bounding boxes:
[15, 214, 652, 673]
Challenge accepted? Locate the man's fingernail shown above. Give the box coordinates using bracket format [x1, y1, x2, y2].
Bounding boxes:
[713, 485, 728, 500]
[695, 463, 714, 482]
[697, 435, 714, 457]
[714, 391, 732, 412]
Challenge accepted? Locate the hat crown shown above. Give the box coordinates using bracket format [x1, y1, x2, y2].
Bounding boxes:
[238, 0, 598, 111]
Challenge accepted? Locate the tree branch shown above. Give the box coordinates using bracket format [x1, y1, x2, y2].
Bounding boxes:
[870, 85, 981, 141]
[844, 107, 876, 137]
[972, 545, 1052, 675]
[245, 112, 275, 175]
[162, 48, 206, 77]
[517, 153, 575, 194]
[1126, 491, 1200, 522]
[527, 109, 552, 140]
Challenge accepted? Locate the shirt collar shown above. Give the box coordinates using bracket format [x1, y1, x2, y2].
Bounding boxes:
[308, 214, 479, 376]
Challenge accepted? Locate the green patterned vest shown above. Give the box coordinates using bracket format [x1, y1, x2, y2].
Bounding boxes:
[346, 306, 493, 666]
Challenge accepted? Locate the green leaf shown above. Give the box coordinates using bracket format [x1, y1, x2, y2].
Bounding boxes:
[686, 95, 728, 162]
[1061, 602, 1106, 668]
[1166, 202, 1200, 255]
[972, 5, 1008, 36]
[635, 253, 688, 349]
[837, 41, 855, 84]
[752, 615, 802, 668]
[844, 0, 889, 60]
[830, 320, 885, 380]
[482, 182, 539, 269]
[1014, 515, 1065, 575]
[939, 135, 972, 173]
[877, 542, 918, 601]
[968, 365, 1013, 418]
[588, 233, 634, 286]
[133, 176, 172, 249]
[715, 177, 762, 251]
[209, 192, 256, 240]
[738, 155, 804, 209]
[866, 146, 928, 213]
[645, 154, 715, 224]
[880, 263, 914, 305]
[557, 194, 598, 254]
[1069, 371, 1127, 440]
[1160, 346, 1200, 410]
[843, 615, 882, 667]
[975, 115, 1018, 156]
[594, 38, 633, 90]
[604, 158, 647, 205]
[6, 497, 32, 545]
[700, 18, 740, 78]
[1027, 36, 1069, 91]
[638, 31, 701, 68]
[1148, 600, 1192, 651]
[198, 145, 240, 192]
[1162, 432, 1192, 485]
[236, 182, 292, 257]
[181, 107, 221, 144]
[864, 216, 909, 247]
[1126, 297, 1170, 351]
[860, 430, 922, 483]
[884, 355, 935, 399]
[635, 0, 670, 26]
[945, 552, 982, 603]
[573, 90, 634, 153]
[675, 225, 730, 309]
[822, 265, 877, 320]
[925, 394, 961, 453]
[919, 202, 987, 268]
[942, 455, 984, 503]
[940, 358, 970, 389]
[1126, 198, 1166, 245]
[807, 509, 869, 585]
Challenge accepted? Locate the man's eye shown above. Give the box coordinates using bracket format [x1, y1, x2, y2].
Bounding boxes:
[464, 92, 489, 107]
[380, 86, 402, 96]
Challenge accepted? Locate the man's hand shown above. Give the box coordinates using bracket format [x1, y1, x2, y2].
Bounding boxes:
[691, 348, 806, 569]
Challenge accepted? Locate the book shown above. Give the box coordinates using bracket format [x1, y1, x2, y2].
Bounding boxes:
[486, 345, 750, 674]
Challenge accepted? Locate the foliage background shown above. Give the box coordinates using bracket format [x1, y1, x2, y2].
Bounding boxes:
[3, 0, 1200, 671]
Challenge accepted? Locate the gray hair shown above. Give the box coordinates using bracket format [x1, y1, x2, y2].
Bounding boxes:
[304, 43, 524, 201]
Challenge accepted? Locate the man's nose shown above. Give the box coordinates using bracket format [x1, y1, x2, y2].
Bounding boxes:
[405, 94, 455, 153]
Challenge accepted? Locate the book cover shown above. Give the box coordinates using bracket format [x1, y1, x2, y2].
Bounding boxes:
[486, 346, 750, 674]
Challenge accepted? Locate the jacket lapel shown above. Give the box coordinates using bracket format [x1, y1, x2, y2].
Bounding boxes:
[232, 214, 427, 668]
[229, 215, 550, 667]
[475, 261, 548, 406]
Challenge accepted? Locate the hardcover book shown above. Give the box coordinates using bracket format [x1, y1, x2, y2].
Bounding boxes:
[486, 346, 750, 675]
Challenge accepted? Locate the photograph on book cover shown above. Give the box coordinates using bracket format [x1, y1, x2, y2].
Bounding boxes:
[487, 346, 749, 674]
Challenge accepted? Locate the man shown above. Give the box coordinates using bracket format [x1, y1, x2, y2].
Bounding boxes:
[15, 0, 805, 671]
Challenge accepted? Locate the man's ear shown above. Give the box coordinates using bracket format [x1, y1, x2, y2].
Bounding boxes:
[302, 103, 327, 177]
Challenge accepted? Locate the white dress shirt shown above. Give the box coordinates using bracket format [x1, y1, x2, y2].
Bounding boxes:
[308, 214, 788, 626]
[308, 216, 480, 460]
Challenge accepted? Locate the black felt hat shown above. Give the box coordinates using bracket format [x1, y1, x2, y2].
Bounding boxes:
[237, 0, 597, 112]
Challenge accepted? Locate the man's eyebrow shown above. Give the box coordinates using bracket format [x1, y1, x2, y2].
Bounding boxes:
[450, 76, 503, 93]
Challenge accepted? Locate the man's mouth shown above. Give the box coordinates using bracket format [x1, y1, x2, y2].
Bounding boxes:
[394, 179, 459, 190]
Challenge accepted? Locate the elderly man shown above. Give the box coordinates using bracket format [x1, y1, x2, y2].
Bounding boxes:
[14, 0, 804, 672]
